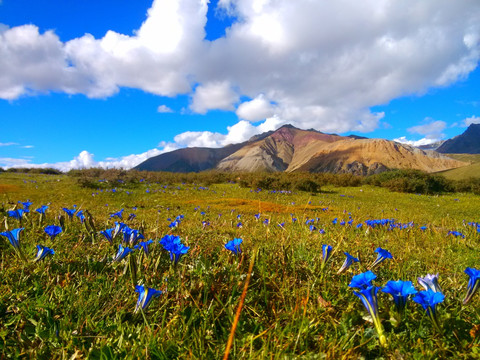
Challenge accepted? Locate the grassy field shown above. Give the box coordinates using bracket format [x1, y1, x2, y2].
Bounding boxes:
[1, 172, 480, 359]
[440, 154, 480, 180]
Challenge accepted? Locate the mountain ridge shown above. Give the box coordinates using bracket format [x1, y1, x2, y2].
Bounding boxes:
[135, 124, 466, 174]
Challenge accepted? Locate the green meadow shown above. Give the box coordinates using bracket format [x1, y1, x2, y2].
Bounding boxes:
[1, 172, 480, 359]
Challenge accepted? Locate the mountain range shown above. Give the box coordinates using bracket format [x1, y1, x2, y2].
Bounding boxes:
[135, 124, 473, 175]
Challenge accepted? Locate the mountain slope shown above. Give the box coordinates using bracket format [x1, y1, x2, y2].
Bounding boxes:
[436, 124, 480, 154]
[216, 126, 465, 174]
[135, 125, 467, 174]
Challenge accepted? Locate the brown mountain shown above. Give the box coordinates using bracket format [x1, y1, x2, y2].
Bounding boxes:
[136, 125, 466, 174]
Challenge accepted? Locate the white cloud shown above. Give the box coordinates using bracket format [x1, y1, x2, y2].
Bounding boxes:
[408, 120, 447, 138]
[394, 136, 440, 147]
[0, 144, 180, 171]
[157, 104, 173, 113]
[190, 81, 239, 114]
[236, 94, 275, 121]
[463, 115, 480, 126]
[0, 142, 18, 146]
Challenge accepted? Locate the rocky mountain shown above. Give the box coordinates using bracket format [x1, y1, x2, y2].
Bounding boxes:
[136, 125, 466, 175]
[436, 124, 480, 154]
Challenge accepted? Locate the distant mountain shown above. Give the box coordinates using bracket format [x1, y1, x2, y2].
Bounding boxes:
[436, 124, 480, 154]
[417, 140, 446, 151]
[135, 125, 466, 175]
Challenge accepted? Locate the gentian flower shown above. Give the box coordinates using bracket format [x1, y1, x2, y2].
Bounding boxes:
[8, 209, 26, 220]
[113, 222, 127, 239]
[337, 252, 360, 274]
[448, 230, 465, 238]
[62, 207, 76, 219]
[225, 238, 243, 255]
[0, 228, 24, 251]
[159, 235, 189, 264]
[134, 240, 154, 255]
[44, 225, 62, 240]
[353, 286, 387, 347]
[113, 244, 134, 262]
[35, 205, 48, 214]
[418, 273, 442, 293]
[20, 200, 32, 210]
[349, 270, 377, 289]
[76, 210, 85, 223]
[321, 244, 333, 269]
[127, 213, 136, 221]
[463, 267, 480, 304]
[100, 228, 114, 243]
[382, 280, 417, 312]
[369, 247, 393, 269]
[110, 209, 124, 219]
[134, 285, 162, 313]
[413, 289, 445, 332]
[34, 245, 54, 262]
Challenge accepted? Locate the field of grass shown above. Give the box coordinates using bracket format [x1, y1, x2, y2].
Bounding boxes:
[441, 154, 480, 180]
[1, 172, 480, 359]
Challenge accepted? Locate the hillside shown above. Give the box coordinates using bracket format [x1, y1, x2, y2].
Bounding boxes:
[136, 125, 467, 174]
[438, 154, 480, 180]
[437, 124, 480, 154]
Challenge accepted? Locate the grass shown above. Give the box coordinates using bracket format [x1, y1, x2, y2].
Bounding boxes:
[0, 172, 480, 359]
[440, 154, 480, 180]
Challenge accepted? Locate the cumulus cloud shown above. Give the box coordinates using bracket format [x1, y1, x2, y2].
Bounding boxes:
[463, 115, 480, 126]
[157, 104, 173, 113]
[236, 94, 275, 121]
[1, 0, 480, 164]
[0, 144, 179, 171]
[190, 81, 239, 114]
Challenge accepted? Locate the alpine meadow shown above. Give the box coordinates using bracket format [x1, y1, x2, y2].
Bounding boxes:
[1, 169, 480, 359]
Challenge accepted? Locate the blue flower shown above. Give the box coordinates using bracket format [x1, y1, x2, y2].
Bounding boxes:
[34, 245, 55, 262]
[0, 227, 24, 251]
[448, 230, 465, 238]
[8, 209, 26, 220]
[76, 210, 85, 223]
[159, 235, 189, 264]
[418, 273, 442, 293]
[134, 240, 154, 255]
[413, 289, 445, 332]
[113, 244, 134, 262]
[20, 200, 32, 210]
[463, 267, 480, 304]
[225, 238, 243, 255]
[62, 207, 76, 219]
[349, 270, 377, 289]
[337, 252, 360, 274]
[382, 280, 417, 312]
[353, 286, 387, 347]
[123, 228, 144, 246]
[110, 209, 124, 219]
[321, 244, 333, 268]
[100, 228, 114, 243]
[134, 285, 162, 313]
[35, 205, 48, 214]
[113, 222, 127, 239]
[369, 247, 393, 269]
[44, 225, 62, 240]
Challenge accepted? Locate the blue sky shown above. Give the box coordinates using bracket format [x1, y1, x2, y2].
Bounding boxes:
[0, 0, 479, 170]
